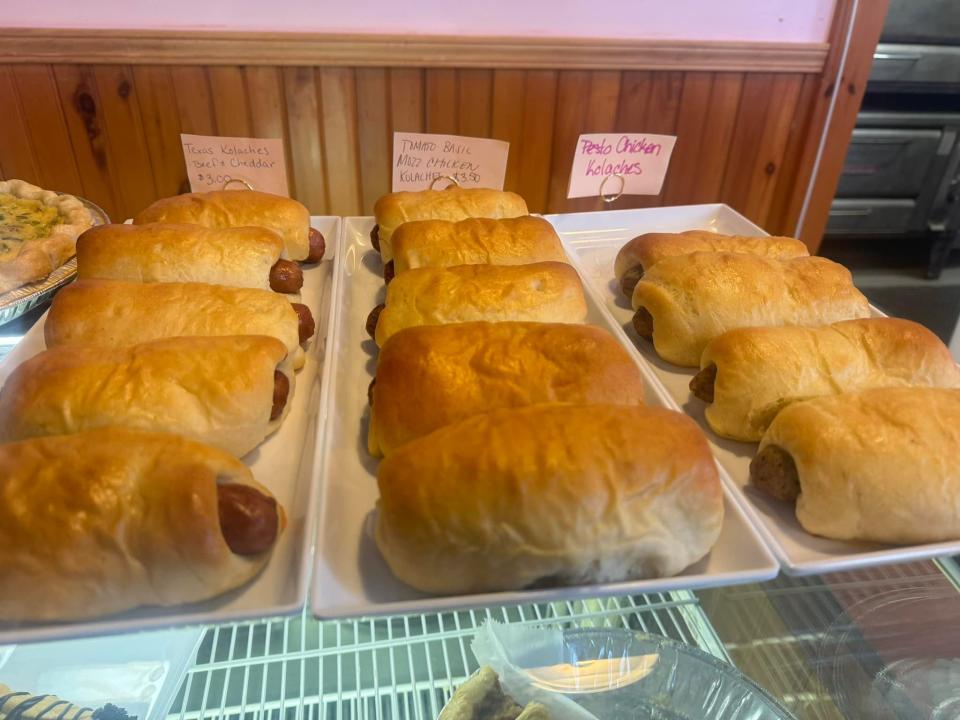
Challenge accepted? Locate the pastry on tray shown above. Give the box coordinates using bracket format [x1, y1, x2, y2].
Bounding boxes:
[0, 336, 294, 457]
[692, 317, 960, 441]
[614, 229, 808, 297]
[630, 252, 870, 366]
[750, 387, 960, 544]
[134, 189, 324, 262]
[368, 321, 645, 456]
[386, 216, 566, 282]
[0, 427, 284, 622]
[367, 262, 588, 347]
[78, 222, 304, 294]
[376, 403, 723, 594]
[371, 187, 528, 262]
[44, 278, 314, 370]
[0, 178, 94, 295]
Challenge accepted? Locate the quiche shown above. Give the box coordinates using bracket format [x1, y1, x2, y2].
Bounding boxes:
[0, 179, 94, 295]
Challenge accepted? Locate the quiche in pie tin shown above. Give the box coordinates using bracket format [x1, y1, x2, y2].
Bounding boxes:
[0, 179, 108, 325]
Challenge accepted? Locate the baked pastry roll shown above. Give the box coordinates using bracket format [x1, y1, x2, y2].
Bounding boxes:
[387, 216, 566, 281]
[0, 427, 284, 621]
[631, 252, 870, 366]
[369, 322, 644, 456]
[78, 222, 305, 294]
[376, 403, 723, 594]
[750, 387, 960, 544]
[693, 318, 960, 441]
[614, 229, 808, 298]
[369, 262, 588, 347]
[45, 278, 314, 370]
[0, 335, 294, 457]
[134, 190, 324, 262]
[372, 187, 528, 262]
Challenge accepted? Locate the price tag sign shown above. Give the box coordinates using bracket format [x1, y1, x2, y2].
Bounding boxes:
[392, 132, 509, 192]
[567, 133, 677, 199]
[181, 134, 289, 196]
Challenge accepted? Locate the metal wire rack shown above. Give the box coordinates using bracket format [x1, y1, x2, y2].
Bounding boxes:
[167, 591, 725, 720]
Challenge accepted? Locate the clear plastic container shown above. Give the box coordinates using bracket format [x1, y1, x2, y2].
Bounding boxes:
[469, 623, 796, 719]
[0, 625, 203, 720]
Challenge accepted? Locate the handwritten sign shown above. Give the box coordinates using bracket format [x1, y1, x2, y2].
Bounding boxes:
[181, 134, 289, 196]
[392, 132, 509, 192]
[567, 133, 677, 199]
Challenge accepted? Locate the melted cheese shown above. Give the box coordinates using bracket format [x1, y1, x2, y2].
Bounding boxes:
[0, 194, 62, 261]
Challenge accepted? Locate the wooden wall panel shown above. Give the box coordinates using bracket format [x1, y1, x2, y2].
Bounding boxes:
[91, 65, 158, 217]
[0, 61, 833, 233]
[10, 65, 83, 197]
[132, 66, 187, 199]
[52, 64, 121, 220]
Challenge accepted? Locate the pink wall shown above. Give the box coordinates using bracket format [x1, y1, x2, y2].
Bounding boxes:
[3, 0, 835, 42]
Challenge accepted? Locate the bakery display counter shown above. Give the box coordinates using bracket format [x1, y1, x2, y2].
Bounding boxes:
[3, 188, 960, 719]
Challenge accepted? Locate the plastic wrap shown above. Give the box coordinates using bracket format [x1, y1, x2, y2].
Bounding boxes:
[459, 621, 795, 720]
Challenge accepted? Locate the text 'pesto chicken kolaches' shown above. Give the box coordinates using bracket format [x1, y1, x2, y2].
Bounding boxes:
[749, 387, 960, 544]
[0, 427, 284, 622]
[77, 223, 305, 294]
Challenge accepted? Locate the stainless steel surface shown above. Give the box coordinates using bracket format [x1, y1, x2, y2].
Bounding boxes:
[881, 0, 960, 47]
[0, 195, 109, 326]
[827, 198, 916, 234]
[871, 44, 960, 87]
[836, 128, 942, 198]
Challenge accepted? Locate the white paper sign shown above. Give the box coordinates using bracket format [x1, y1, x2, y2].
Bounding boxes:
[181, 134, 289, 196]
[392, 132, 509, 192]
[567, 133, 677, 199]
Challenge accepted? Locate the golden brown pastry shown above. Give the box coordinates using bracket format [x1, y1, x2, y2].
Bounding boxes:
[369, 322, 644, 456]
[631, 252, 870, 366]
[614, 230, 809, 297]
[388, 216, 566, 280]
[77, 222, 306, 294]
[750, 387, 960, 544]
[0, 427, 284, 622]
[376, 403, 723, 594]
[44, 278, 313, 370]
[692, 318, 960, 441]
[372, 187, 528, 262]
[133, 190, 322, 262]
[0, 336, 294, 457]
[371, 262, 588, 346]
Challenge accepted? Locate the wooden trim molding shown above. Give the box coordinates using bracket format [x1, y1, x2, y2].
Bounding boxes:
[0, 28, 828, 72]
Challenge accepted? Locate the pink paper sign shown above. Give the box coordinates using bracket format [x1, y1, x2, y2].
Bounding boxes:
[567, 133, 677, 199]
[181, 134, 289, 196]
[392, 132, 509, 192]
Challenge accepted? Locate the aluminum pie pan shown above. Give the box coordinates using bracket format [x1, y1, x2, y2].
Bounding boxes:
[0, 196, 110, 326]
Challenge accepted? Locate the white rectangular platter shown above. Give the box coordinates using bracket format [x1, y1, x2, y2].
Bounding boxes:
[552, 204, 960, 575]
[0, 217, 339, 645]
[310, 216, 778, 620]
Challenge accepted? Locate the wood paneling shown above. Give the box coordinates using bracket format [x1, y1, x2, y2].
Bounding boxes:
[0, 56, 842, 239]
[0, 29, 828, 73]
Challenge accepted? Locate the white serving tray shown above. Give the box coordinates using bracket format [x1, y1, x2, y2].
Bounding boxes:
[310, 216, 778, 619]
[551, 204, 960, 576]
[0, 217, 339, 645]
